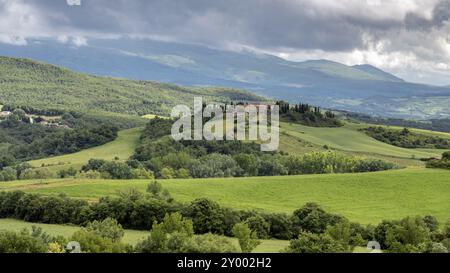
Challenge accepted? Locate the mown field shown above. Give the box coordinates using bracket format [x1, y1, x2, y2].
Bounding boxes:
[29, 127, 143, 173]
[2, 168, 449, 225]
[281, 122, 446, 159]
[0, 219, 289, 253]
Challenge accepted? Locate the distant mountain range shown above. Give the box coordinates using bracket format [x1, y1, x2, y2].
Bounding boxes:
[1, 38, 449, 119]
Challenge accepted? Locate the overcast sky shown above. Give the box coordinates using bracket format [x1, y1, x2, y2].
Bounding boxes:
[1, 0, 450, 85]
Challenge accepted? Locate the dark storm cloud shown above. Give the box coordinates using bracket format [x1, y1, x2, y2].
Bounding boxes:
[404, 0, 450, 29]
[13, 0, 446, 52]
[2, 0, 450, 84]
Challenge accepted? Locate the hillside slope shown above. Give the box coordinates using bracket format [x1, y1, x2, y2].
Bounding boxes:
[29, 127, 142, 173]
[281, 122, 447, 160]
[0, 56, 263, 116]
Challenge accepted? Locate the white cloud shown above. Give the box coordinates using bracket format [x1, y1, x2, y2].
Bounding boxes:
[72, 36, 87, 47]
[57, 35, 69, 44]
[0, 34, 27, 46]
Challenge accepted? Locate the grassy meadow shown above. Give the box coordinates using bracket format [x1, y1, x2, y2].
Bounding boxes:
[1, 168, 449, 225]
[281, 122, 445, 159]
[29, 127, 143, 173]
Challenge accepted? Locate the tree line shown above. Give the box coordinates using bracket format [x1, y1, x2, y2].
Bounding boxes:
[127, 118, 395, 179]
[426, 152, 450, 170]
[276, 101, 342, 127]
[1, 184, 450, 253]
[363, 126, 450, 149]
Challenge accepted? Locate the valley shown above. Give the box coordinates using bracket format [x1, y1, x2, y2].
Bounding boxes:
[0, 56, 449, 254]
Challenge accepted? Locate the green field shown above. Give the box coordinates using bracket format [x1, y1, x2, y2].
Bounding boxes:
[0, 219, 289, 253]
[281, 122, 446, 159]
[2, 168, 449, 225]
[28, 127, 143, 173]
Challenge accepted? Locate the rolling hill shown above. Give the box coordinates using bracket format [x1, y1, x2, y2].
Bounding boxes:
[281, 122, 447, 160]
[0, 56, 263, 117]
[1, 39, 450, 119]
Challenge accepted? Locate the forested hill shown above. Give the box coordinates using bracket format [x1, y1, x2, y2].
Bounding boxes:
[0, 56, 264, 116]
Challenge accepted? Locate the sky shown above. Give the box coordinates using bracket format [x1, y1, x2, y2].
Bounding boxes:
[1, 0, 450, 85]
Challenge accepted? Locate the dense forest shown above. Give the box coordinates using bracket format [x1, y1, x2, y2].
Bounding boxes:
[0, 107, 119, 175]
[362, 126, 450, 149]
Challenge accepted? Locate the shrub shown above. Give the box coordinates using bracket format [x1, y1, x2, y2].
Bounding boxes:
[58, 167, 78, 178]
[0, 167, 17, 181]
[70, 230, 129, 253]
[442, 151, 450, 161]
[184, 198, 229, 234]
[377, 216, 431, 253]
[263, 213, 292, 240]
[175, 168, 191, 179]
[429, 243, 448, 253]
[135, 213, 194, 253]
[325, 220, 364, 252]
[19, 168, 53, 180]
[232, 223, 260, 253]
[291, 203, 344, 236]
[286, 231, 345, 253]
[426, 152, 450, 170]
[99, 161, 134, 179]
[86, 218, 125, 243]
[423, 215, 439, 232]
[444, 218, 450, 239]
[82, 159, 107, 172]
[160, 167, 175, 179]
[0, 230, 48, 253]
[77, 170, 102, 179]
[245, 215, 270, 239]
[131, 167, 154, 179]
[182, 233, 238, 253]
